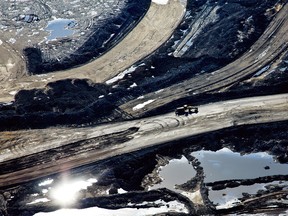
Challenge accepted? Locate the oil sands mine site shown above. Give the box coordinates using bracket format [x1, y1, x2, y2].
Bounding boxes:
[0, 0, 288, 215]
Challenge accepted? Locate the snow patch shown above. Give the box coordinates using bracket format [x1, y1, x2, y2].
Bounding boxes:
[27, 198, 50, 205]
[8, 38, 16, 44]
[133, 100, 155, 111]
[152, 0, 169, 5]
[256, 46, 270, 61]
[117, 188, 127, 194]
[34, 200, 188, 216]
[130, 83, 137, 88]
[39, 179, 54, 187]
[155, 89, 164, 94]
[9, 91, 17, 96]
[106, 66, 137, 84]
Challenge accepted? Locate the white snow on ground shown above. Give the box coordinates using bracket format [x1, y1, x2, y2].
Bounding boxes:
[0, 39, 2, 45]
[216, 198, 241, 210]
[105, 66, 137, 84]
[132, 99, 155, 111]
[38, 179, 54, 187]
[152, 0, 169, 4]
[34, 200, 188, 216]
[27, 198, 50, 205]
[130, 83, 137, 88]
[117, 188, 127, 194]
[155, 89, 164, 94]
[256, 46, 270, 61]
[106, 63, 145, 85]
[9, 91, 17, 96]
[8, 38, 16, 44]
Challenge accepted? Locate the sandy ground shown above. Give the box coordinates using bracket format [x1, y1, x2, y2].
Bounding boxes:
[0, 93, 287, 186]
[0, 40, 26, 83]
[0, 0, 186, 102]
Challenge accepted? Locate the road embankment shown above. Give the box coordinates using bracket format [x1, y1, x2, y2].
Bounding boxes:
[0, 93, 287, 187]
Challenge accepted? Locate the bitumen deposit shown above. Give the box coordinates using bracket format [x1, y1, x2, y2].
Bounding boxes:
[0, 0, 287, 215]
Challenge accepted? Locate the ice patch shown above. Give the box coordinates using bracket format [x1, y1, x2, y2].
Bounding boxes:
[46, 18, 76, 41]
[254, 65, 270, 77]
[132, 100, 155, 111]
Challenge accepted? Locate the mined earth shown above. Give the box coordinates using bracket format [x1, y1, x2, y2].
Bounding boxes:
[0, 0, 287, 215]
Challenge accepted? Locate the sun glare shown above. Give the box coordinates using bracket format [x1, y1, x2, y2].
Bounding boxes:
[50, 178, 97, 206]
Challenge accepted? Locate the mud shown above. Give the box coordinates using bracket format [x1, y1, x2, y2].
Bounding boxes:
[0, 1, 287, 215]
[0, 0, 150, 74]
[0, 0, 285, 131]
[0, 120, 287, 215]
[24, 0, 150, 74]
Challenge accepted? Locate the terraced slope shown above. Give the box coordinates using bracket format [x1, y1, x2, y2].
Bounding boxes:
[0, 0, 186, 102]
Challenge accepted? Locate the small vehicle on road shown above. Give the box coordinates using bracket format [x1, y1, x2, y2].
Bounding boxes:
[175, 105, 198, 116]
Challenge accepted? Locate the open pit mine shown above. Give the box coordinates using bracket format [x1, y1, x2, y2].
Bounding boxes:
[0, 0, 287, 215]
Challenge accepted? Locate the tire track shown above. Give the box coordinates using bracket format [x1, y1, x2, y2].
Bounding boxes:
[123, 4, 288, 116]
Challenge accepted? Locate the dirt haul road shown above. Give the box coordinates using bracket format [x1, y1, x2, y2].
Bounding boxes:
[0, 0, 186, 102]
[0, 93, 287, 187]
[121, 3, 288, 116]
[0, 40, 26, 82]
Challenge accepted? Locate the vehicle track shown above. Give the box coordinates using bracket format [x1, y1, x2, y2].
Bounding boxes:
[0, 94, 287, 187]
[0, 0, 187, 102]
[121, 3, 288, 116]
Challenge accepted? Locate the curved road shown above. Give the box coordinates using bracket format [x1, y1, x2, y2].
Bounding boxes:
[121, 3, 288, 116]
[0, 0, 186, 101]
[0, 1, 287, 189]
[0, 93, 287, 187]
